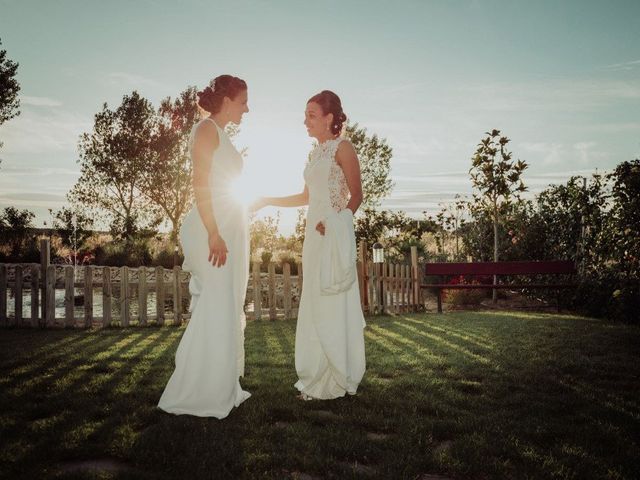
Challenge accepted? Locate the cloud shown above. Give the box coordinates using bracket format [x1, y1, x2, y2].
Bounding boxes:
[0, 106, 89, 154]
[107, 72, 166, 90]
[20, 95, 64, 107]
[1, 192, 67, 202]
[602, 59, 640, 72]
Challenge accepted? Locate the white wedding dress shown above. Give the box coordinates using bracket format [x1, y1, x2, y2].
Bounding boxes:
[158, 117, 251, 418]
[295, 137, 366, 399]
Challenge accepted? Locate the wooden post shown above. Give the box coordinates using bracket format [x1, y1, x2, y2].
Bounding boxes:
[40, 238, 50, 325]
[156, 266, 165, 325]
[30, 265, 39, 327]
[45, 265, 56, 326]
[121, 266, 129, 327]
[64, 266, 74, 327]
[368, 261, 375, 315]
[0, 265, 6, 326]
[252, 261, 261, 320]
[411, 246, 419, 312]
[297, 262, 303, 313]
[358, 240, 367, 311]
[268, 262, 276, 320]
[14, 265, 23, 326]
[403, 265, 410, 313]
[394, 264, 401, 314]
[173, 266, 182, 325]
[437, 288, 443, 314]
[138, 267, 147, 326]
[103, 266, 112, 327]
[283, 262, 291, 319]
[379, 262, 384, 314]
[84, 266, 93, 328]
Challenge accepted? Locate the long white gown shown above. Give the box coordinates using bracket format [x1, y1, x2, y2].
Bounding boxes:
[295, 137, 367, 400]
[158, 117, 251, 418]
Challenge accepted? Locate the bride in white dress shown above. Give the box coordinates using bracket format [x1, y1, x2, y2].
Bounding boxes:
[158, 75, 251, 418]
[254, 90, 366, 400]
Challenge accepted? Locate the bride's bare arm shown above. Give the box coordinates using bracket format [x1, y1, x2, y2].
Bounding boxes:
[192, 121, 220, 235]
[192, 120, 228, 267]
[263, 185, 309, 208]
[336, 141, 363, 214]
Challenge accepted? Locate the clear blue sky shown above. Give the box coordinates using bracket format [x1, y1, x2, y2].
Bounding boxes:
[1, 0, 639, 233]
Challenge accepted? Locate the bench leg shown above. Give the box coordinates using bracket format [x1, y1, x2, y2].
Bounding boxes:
[437, 289, 442, 314]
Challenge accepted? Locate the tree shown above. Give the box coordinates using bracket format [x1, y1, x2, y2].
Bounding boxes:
[345, 123, 394, 209]
[69, 91, 159, 242]
[469, 129, 528, 301]
[250, 214, 280, 263]
[0, 207, 34, 258]
[50, 206, 94, 252]
[606, 159, 640, 279]
[143, 87, 199, 243]
[0, 38, 21, 152]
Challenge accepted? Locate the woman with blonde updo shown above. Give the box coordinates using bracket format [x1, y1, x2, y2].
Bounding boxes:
[158, 74, 251, 418]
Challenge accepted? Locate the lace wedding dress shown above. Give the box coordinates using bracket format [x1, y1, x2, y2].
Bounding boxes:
[295, 137, 366, 399]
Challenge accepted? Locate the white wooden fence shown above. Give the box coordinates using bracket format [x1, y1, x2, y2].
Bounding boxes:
[0, 240, 423, 328]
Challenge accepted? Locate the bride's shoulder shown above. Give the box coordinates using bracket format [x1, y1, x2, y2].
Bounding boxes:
[336, 138, 356, 154]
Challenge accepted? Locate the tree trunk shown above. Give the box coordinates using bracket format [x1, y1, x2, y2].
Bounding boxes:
[493, 213, 499, 303]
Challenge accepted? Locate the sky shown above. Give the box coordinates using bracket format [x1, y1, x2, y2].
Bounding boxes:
[1, 0, 639, 234]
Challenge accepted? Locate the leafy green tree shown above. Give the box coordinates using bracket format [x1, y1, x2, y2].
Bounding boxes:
[605, 159, 640, 279]
[250, 214, 280, 261]
[144, 87, 199, 243]
[0, 38, 20, 152]
[69, 91, 159, 243]
[469, 129, 528, 301]
[50, 207, 94, 251]
[0, 206, 34, 258]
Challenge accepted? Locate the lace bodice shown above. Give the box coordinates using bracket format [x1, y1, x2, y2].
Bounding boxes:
[304, 138, 350, 214]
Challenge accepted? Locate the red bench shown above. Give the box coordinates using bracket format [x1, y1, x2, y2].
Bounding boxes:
[420, 261, 577, 313]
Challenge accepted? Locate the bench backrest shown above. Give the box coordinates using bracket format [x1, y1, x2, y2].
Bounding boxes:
[424, 261, 576, 276]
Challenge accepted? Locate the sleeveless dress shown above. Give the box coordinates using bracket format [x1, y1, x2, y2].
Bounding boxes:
[295, 137, 367, 400]
[158, 117, 251, 418]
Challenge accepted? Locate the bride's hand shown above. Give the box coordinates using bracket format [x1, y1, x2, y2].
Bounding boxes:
[249, 197, 268, 213]
[315, 221, 325, 236]
[208, 232, 228, 267]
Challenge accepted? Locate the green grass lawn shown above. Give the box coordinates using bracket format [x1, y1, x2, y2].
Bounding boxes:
[1, 312, 639, 480]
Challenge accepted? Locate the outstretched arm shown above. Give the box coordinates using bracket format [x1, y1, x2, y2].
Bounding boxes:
[251, 185, 309, 212]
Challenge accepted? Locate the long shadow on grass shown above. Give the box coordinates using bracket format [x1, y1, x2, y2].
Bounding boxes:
[3, 328, 177, 479]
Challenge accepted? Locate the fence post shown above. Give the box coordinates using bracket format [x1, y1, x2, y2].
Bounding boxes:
[138, 267, 147, 326]
[30, 265, 39, 327]
[156, 266, 165, 325]
[40, 238, 50, 327]
[46, 265, 56, 326]
[268, 262, 276, 320]
[0, 265, 6, 325]
[252, 262, 261, 320]
[14, 265, 23, 326]
[84, 266, 93, 328]
[411, 246, 419, 312]
[358, 240, 367, 312]
[121, 266, 129, 327]
[103, 266, 112, 327]
[283, 262, 291, 319]
[64, 266, 74, 327]
[173, 266, 182, 325]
